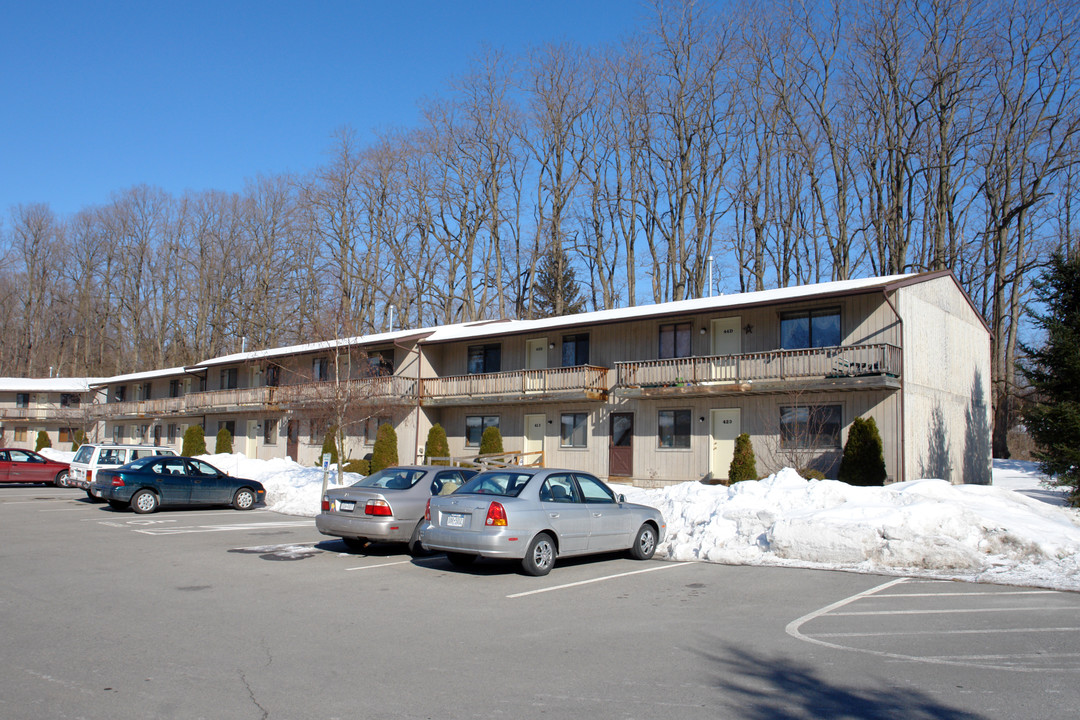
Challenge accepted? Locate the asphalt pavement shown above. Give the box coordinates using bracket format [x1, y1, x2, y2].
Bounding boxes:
[2, 485, 1078, 719]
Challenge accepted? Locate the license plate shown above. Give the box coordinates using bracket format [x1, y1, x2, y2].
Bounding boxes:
[92, 489, 103, 498]
[338, 501, 356, 512]
[446, 513, 465, 528]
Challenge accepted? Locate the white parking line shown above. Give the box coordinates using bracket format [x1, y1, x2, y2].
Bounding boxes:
[830, 606, 1078, 616]
[506, 561, 688, 598]
[133, 520, 311, 535]
[815, 626, 1080, 638]
[345, 557, 444, 571]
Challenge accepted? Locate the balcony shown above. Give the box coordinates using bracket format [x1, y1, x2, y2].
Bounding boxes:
[615, 344, 902, 396]
[420, 365, 610, 406]
[0, 406, 87, 421]
[94, 377, 419, 419]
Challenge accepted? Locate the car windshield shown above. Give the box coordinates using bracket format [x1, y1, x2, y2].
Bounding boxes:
[353, 468, 426, 490]
[456, 471, 534, 497]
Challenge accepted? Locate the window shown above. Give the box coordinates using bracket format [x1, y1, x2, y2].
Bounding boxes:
[217, 420, 236, 437]
[114, 386, 127, 403]
[539, 473, 580, 503]
[658, 409, 692, 449]
[576, 473, 616, 503]
[14, 427, 28, 442]
[15, 393, 29, 408]
[780, 308, 841, 349]
[562, 334, 590, 366]
[265, 365, 281, 387]
[264, 419, 277, 445]
[58, 428, 75, 443]
[465, 415, 499, 447]
[467, 344, 501, 374]
[659, 322, 692, 359]
[312, 357, 330, 381]
[366, 351, 393, 376]
[365, 417, 390, 444]
[220, 368, 238, 390]
[141, 382, 152, 400]
[780, 405, 842, 448]
[167, 424, 178, 444]
[60, 393, 80, 408]
[560, 413, 588, 448]
[309, 419, 328, 445]
[112, 425, 122, 443]
[137, 424, 149, 442]
[169, 379, 180, 398]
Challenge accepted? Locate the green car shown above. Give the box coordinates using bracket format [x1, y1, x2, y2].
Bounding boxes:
[89, 455, 265, 514]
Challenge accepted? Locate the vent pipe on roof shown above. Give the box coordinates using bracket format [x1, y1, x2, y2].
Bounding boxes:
[389, 305, 395, 334]
[241, 336, 247, 354]
[707, 255, 714, 298]
[49, 366, 54, 378]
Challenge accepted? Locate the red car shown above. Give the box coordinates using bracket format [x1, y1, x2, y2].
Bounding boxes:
[0, 449, 70, 486]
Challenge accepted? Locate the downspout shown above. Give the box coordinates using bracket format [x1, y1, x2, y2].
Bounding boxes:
[881, 289, 905, 483]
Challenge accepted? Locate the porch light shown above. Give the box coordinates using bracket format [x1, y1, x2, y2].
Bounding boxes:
[548, 342, 555, 349]
[699, 327, 706, 335]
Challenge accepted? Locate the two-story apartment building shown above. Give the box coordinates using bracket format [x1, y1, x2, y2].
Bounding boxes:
[15, 271, 991, 486]
[0, 377, 102, 449]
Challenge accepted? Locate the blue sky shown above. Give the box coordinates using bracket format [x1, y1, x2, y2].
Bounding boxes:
[1, 1, 647, 217]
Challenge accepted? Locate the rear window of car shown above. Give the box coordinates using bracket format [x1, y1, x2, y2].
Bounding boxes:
[72, 446, 94, 464]
[354, 468, 426, 489]
[457, 471, 533, 497]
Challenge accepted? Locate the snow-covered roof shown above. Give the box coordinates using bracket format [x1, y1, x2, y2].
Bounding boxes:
[0, 377, 104, 393]
[186, 271, 927, 367]
[88, 366, 193, 387]
[421, 272, 920, 344]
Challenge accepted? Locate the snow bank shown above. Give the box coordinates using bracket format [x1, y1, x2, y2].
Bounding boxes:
[616, 467, 1080, 592]
[196, 452, 359, 517]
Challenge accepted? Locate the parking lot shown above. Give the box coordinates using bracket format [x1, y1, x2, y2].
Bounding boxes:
[3, 486, 1079, 719]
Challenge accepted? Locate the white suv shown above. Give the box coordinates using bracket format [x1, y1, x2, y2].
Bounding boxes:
[69, 444, 177, 499]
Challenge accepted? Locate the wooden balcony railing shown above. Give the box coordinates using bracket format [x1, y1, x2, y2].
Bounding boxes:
[94, 376, 419, 418]
[615, 344, 902, 388]
[0, 406, 87, 421]
[421, 365, 609, 401]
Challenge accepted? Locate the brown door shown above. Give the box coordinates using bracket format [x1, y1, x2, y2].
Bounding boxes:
[286, 420, 299, 461]
[609, 413, 633, 477]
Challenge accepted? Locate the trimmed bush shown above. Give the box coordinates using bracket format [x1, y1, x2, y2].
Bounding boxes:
[342, 458, 369, 475]
[798, 467, 827, 481]
[479, 425, 504, 456]
[71, 429, 87, 452]
[727, 433, 758, 483]
[838, 416, 887, 486]
[215, 427, 233, 454]
[182, 424, 207, 456]
[320, 426, 339, 466]
[35, 430, 51, 452]
[371, 423, 398, 472]
[425, 424, 450, 465]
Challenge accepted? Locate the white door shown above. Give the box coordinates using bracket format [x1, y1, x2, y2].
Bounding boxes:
[245, 420, 258, 458]
[711, 317, 741, 381]
[709, 409, 741, 482]
[523, 413, 545, 466]
[526, 339, 548, 392]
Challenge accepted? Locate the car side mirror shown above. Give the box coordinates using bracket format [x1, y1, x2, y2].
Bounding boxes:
[618, 493, 626, 504]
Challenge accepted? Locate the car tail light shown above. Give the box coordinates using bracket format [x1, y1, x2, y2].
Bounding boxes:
[86, 470, 93, 484]
[485, 501, 507, 526]
[365, 499, 392, 516]
[321, 497, 330, 511]
[425, 498, 431, 521]
[111, 476, 124, 487]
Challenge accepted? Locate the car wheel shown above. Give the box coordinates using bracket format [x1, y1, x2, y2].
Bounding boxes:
[446, 552, 477, 568]
[630, 523, 657, 560]
[233, 487, 256, 510]
[342, 537, 369, 552]
[86, 489, 104, 503]
[131, 489, 159, 514]
[522, 533, 556, 576]
[54, 470, 69, 488]
[408, 521, 428, 557]
[107, 499, 128, 510]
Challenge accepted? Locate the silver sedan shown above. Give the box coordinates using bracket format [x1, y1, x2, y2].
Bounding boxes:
[421, 467, 666, 576]
[317, 465, 477, 554]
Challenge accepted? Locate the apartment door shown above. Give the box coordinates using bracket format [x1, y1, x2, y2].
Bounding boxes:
[711, 317, 742, 381]
[609, 413, 633, 477]
[245, 420, 258, 458]
[523, 414, 545, 466]
[526, 338, 548, 392]
[286, 420, 299, 461]
[709, 409, 741, 482]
